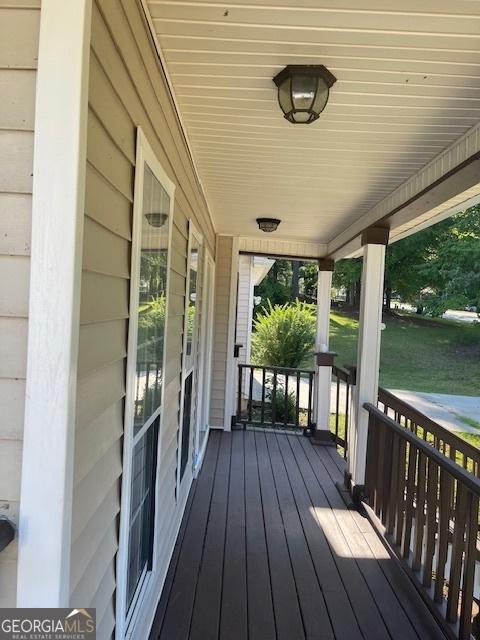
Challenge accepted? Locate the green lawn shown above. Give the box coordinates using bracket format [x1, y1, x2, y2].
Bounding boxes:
[329, 311, 480, 396]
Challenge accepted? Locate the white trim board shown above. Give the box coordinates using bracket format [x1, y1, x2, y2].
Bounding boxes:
[16, 0, 93, 607]
[239, 236, 327, 259]
[116, 127, 175, 640]
[223, 236, 239, 431]
[176, 220, 203, 501]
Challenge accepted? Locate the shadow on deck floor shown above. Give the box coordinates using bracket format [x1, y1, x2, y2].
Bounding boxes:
[150, 430, 445, 640]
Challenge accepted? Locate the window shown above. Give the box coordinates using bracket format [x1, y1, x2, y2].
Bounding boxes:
[117, 130, 175, 634]
[178, 224, 203, 489]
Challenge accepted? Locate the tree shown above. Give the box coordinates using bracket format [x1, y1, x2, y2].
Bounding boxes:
[419, 206, 480, 315]
[332, 258, 362, 308]
[255, 259, 292, 307]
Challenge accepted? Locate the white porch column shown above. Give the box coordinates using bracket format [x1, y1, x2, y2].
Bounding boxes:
[17, 0, 92, 606]
[314, 259, 335, 441]
[348, 228, 389, 493]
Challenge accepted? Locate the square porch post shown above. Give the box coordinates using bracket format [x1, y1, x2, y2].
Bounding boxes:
[348, 228, 389, 498]
[313, 259, 335, 442]
[16, 0, 92, 606]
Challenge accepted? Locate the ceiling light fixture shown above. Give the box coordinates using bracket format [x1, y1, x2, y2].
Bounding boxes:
[257, 218, 281, 233]
[273, 65, 336, 124]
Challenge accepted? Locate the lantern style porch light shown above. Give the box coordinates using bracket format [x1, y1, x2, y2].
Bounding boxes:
[257, 218, 281, 233]
[273, 65, 336, 124]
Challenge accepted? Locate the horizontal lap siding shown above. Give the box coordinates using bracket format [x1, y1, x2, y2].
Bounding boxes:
[72, 1, 214, 637]
[0, 4, 39, 607]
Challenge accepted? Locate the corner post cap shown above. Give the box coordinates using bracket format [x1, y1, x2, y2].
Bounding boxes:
[318, 258, 335, 271]
[361, 226, 390, 246]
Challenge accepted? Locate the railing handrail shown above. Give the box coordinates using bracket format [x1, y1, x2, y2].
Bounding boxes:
[378, 387, 480, 467]
[364, 403, 480, 497]
[332, 364, 355, 384]
[238, 363, 315, 376]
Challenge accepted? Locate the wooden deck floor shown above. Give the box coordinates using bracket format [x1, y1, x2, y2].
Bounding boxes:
[150, 430, 445, 640]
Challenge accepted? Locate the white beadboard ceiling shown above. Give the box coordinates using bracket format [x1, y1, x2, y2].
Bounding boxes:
[146, 0, 480, 244]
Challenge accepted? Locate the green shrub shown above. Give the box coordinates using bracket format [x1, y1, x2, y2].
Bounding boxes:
[266, 383, 297, 424]
[251, 300, 316, 368]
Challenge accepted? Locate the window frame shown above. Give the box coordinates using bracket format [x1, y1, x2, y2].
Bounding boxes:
[116, 128, 175, 639]
[176, 220, 203, 499]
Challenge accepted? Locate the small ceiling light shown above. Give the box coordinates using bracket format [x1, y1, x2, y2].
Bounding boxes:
[257, 218, 281, 233]
[273, 65, 337, 124]
[145, 212, 168, 228]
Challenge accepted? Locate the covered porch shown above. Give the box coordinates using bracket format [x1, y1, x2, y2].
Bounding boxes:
[150, 430, 444, 640]
[3, 1, 479, 639]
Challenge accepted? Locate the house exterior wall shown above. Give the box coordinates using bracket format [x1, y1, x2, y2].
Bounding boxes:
[0, 2, 40, 608]
[210, 235, 238, 428]
[236, 254, 254, 366]
[71, 1, 215, 637]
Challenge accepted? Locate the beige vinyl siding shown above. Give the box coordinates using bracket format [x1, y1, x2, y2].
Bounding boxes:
[72, 1, 214, 637]
[236, 254, 253, 366]
[0, 3, 39, 608]
[210, 236, 235, 427]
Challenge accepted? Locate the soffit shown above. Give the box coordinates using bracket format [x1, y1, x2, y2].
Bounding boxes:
[146, 0, 480, 244]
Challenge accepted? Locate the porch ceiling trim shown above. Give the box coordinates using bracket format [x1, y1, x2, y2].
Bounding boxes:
[327, 120, 480, 258]
[238, 235, 327, 259]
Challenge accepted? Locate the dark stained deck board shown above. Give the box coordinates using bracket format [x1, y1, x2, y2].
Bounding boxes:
[254, 431, 306, 640]
[152, 430, 446, 640]
[189, 432, 232, 640]
[306, 444, 421, 640]
[219, 428, 248, 640]
[276, 434, 367, 640]
[290, 436, 392, 640]
[306, 441, 443, 640]
[158, 431, 221, 640]
[244, 431, 276, 640]
[265, 432, 334, 640]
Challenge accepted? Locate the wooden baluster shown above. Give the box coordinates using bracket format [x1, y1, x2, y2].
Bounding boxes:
[423, 459, 438, 589]
[237, 364, 243, 424]
[248, 366, 254, 424]
[345, 380, 350, 457]
[395, 438, 407, 546]
[365, 414, 379, 505]
[385, 434, 403, 534]
[412, 451, 427, 572]
[272, 371, 277, 426]
[446, 482, 467, 624]
[375, 422, 387, 517]
[459, 491, 479, 640]
[260, 367, 266, 425]
[295, 371, 300, 427]
[284, 373, 289, 428]
[434, 469, 452, 603]
[381, 429, 397, 524]
[335, 375, 340, 442]
[401, 442, 417, 558]
[307, 372, 313, 430]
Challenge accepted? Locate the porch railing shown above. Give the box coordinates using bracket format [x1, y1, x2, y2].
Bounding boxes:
[236, 363, 315, 433]
[364, 403, 480, 640]
[330, 364, 356, 457]
[378, 387, 480, 475]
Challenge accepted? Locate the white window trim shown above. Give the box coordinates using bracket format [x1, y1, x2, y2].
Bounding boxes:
[17, 0, 92, 607]
[116, 127, 175, 640]
[176, 221, 203, 500]
[194, 248, 215, 476]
